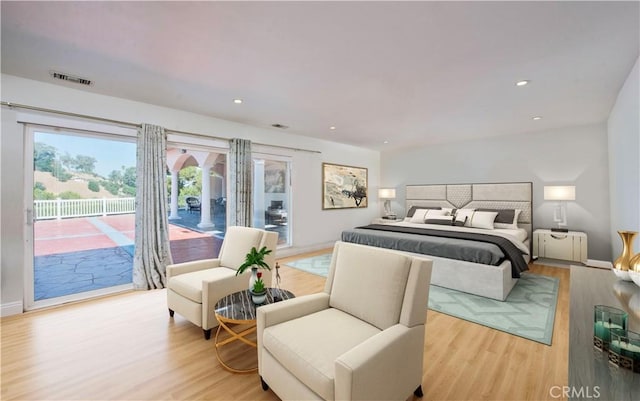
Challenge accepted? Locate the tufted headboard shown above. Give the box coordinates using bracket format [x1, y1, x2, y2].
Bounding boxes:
[405, 182, 533, 241]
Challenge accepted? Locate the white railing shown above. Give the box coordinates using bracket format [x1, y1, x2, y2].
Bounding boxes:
[34, 197, 136, 220]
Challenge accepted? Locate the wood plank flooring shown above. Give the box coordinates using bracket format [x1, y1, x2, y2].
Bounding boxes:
[1, 250, 569, 401]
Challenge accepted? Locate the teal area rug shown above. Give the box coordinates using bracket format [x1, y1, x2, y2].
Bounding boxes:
[284, 253, 558, 345]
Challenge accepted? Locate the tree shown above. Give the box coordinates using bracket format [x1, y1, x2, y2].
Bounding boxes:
[34, 142, 57, 173]
[122, 167, 136, 188]
[60, 152, 76, 170]
[74, 155, 97, 174]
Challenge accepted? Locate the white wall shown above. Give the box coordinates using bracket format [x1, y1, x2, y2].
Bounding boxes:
[0, 74, 381, 313]
[381, 123, 612, 261]
[608, 56, 640, 259]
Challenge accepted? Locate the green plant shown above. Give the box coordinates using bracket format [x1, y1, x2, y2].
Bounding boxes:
[88, 180, 100, 192]
[236, 246, 272, 275]
[252, 276, 266, 293]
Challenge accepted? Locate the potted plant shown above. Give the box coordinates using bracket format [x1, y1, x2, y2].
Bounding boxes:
[236, 246, 272, 292]
[250, 272, 267, 304]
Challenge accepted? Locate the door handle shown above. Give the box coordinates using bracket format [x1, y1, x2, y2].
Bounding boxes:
[26, 209, 34, 226]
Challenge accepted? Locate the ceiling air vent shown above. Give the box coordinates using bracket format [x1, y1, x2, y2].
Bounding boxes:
[271, 123, 289, 129]
[49, 71, 93, 86]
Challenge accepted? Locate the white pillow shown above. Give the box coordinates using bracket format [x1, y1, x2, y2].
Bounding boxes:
[470, 211, 499, 229]
[494, 209, 522, 229]
[409, 209, 429, 223]
[455, 209, 475, 227]
[425, 209, 448, 218]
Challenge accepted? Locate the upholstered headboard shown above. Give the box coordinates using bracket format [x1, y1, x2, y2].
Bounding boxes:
[405, 182, 533, 241]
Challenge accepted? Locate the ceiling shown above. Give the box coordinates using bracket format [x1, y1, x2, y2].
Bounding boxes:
[2, 1, 638, 151]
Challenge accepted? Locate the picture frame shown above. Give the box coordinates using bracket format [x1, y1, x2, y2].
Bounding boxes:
[322, 162, 368, 209]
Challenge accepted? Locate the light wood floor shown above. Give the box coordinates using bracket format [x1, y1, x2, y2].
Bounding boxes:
[1, 250, 569, 401]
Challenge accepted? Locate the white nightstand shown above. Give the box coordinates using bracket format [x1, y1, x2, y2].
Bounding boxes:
[372, 217, 403, 224]
[532, 229, 587, 264]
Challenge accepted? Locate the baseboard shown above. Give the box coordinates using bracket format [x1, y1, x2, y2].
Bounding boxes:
[1, 301, 23, 317]
[277, 241, 336, 258]
[586, 259, 613, 269]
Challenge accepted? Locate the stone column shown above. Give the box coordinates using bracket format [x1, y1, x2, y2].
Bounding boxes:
[197, 165, 215, 230]
[168, 169, 181, 220]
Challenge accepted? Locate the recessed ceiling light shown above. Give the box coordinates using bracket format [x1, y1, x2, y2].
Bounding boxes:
[383, 140, 389, 144]
[233, 99, 243, 104]
[532, 116, 542, 120]
[515, 80, 530, 87]
[329, 126, 336, 130]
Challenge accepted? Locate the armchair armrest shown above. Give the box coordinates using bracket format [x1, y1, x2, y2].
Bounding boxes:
[335, 324, 425, 401]
[166, 258, 221, 279]
[257, 293, 330, 331]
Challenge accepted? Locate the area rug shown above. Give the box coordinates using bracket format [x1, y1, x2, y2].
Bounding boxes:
[284, 253, 558, 345]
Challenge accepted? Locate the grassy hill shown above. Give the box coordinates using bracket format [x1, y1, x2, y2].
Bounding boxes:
[34, 171, 123, 199]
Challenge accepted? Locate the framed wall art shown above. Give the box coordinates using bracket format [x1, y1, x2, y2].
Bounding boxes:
[322, 162, 368, 209]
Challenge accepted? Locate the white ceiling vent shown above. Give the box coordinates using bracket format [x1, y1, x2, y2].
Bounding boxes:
[49, 70, 93, 86]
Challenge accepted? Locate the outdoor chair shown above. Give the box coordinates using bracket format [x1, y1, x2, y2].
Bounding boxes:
[166, 226, 278, 339]
[185, 196, 201, 213]
[257, 241, 433, 401]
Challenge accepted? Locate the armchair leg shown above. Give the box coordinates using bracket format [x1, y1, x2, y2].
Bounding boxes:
[260, 376, 269, 391]
[414, 385, 423, 398]
[203, 329, 212, 340]
[168, 309, 174, 317]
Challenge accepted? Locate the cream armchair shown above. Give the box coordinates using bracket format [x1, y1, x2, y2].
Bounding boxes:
[167, 226, 278, 339]
[257, 241, 433, 401]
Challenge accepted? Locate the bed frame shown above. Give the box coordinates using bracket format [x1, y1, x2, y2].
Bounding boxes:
[402, 182, 533, 301]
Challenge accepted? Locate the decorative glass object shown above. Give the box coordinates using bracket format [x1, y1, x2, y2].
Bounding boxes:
[594, 305, 628, 351]
[613, 231, 637, 281]
[608, 329, 640, 374]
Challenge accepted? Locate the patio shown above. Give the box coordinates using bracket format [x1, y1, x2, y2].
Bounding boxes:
[34, 210, 225, 301]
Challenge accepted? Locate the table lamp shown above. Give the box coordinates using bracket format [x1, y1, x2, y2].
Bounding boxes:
[544, 185, 575, 232]
[378, 188, 396, 219]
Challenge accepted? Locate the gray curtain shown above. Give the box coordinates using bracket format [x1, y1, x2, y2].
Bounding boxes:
[133, 123, 173, 290]
[229, 138, 252, 227]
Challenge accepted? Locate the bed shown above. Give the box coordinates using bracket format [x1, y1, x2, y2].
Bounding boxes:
[341, 182, 532, 300]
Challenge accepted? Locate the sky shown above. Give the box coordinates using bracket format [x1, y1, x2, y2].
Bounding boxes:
[35, 131, 136, 177]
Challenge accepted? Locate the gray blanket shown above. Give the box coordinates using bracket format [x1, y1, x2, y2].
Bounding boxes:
[341, 224, 528, 278]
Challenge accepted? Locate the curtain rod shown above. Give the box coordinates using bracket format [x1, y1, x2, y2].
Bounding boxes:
[1, 101, 321, 154]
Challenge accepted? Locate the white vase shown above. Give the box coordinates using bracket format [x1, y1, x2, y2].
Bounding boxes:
[249, 267, 258, 291]
[250, 290, 267, 304]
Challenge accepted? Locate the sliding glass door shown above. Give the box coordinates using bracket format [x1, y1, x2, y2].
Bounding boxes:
[25, 126, 136, 309]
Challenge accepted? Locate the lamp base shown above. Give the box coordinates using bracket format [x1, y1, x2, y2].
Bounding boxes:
[551, 228, 569, 233]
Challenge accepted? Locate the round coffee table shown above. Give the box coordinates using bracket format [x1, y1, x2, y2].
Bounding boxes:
[214, 287, 294, 373]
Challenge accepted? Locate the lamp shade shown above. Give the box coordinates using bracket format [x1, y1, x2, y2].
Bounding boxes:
[544, 186, 576, 201]
[378, 188, 396, 199]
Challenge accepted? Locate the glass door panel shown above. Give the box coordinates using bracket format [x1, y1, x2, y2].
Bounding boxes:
[27, 128, 136, 308]
[253, 157, 291, 247]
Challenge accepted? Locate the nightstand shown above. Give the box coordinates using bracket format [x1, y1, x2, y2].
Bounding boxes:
[532, 229, 587, 264]
[372, 217, 403, 224]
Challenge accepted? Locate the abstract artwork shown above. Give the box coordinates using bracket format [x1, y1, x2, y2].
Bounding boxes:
[322, 163, 368, 209]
